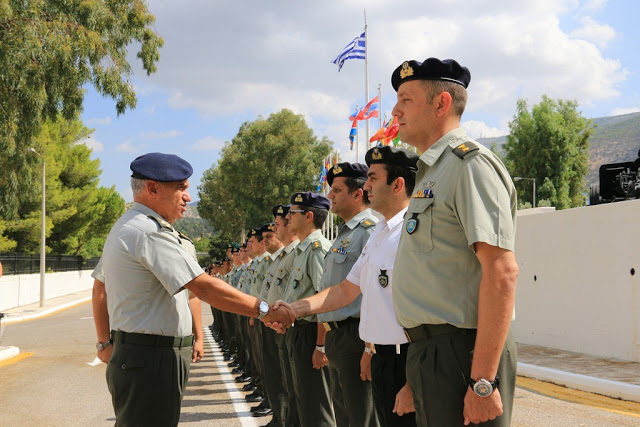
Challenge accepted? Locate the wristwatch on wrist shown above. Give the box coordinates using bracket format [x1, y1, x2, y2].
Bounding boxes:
[364, 346, 373, 355]
[257, 300, 270, 319]
[469, 376, 499, 397]
[315, 345, 325, 353]
[96, 340, 112, 351]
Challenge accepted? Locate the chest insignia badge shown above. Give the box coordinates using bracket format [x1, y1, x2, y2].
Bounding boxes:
[378, 270, 389, 288]
[406, 213, 420, 235]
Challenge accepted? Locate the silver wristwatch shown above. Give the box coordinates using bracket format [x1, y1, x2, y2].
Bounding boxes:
[96, 340, 112, 351]
[257, 300, 270, 319]
[469, 376, 499, 397]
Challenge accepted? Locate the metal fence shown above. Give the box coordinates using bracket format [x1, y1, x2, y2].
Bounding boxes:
[0, 253, 100, 276]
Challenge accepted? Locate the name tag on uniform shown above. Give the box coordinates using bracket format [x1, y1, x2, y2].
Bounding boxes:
[378, 270, 389, 288]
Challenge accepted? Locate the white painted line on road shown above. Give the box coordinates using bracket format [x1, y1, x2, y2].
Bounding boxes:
[518, 362, 640, 403]
[203, 327, 258, 427]
[87, 357, 102, 367]
[80, 317, 94, 320]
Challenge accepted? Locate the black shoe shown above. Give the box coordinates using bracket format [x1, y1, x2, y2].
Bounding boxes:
[223, 354, 232, 361]
[228, 360, 240, 367]
[252, 407, 273, 417]
[235, 374, 252, 383]
[242, 383, 256, 392]
[245, 392, 264, 403]
[231, 367, 244, 374]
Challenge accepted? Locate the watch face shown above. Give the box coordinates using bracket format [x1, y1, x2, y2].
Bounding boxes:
[259, 301, 269, 315]
[473, 380, 493, 397]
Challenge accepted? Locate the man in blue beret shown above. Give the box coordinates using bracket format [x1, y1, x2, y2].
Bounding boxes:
[91, 152, 295, 426]
[281, 192, 336, 426]
[390, 58, 518, 427]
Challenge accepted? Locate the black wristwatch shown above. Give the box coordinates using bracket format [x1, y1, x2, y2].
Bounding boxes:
[468, 376, 499, 397]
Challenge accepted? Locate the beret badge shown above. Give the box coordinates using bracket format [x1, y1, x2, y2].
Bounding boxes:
[400, 61, 414, 79]
[276, 206, 284, 214]
[371, 148, 383, 160]
[294, 194, 304, 203]
[332, 165, 343, 174]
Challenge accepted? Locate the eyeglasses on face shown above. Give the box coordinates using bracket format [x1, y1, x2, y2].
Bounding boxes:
[289, 209, 307, 214]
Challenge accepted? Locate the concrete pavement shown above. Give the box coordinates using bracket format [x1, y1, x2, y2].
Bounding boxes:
[1, 290, 639, 407]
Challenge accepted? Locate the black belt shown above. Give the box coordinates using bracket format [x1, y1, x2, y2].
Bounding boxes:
[403, 324, 476, 343]
[322, 317, 359, 332]
[372, 342, 409, 355]
[293, 319, 313, 326]
[111, 330, 194, 348]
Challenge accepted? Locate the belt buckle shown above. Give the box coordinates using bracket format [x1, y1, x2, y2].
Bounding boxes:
[403, 328, 412, 343]
[322, 322, 332, 332]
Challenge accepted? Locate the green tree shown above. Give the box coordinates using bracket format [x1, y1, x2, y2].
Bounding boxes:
[3, 116, 125, 256]
[504, 96, 593, 209]
[0, 0, 162, 219]
[198, 109, 332, 235]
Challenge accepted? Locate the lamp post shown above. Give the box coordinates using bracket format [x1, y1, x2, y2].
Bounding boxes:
[513, 177, 536, 208]
[29, 148, 46, 307]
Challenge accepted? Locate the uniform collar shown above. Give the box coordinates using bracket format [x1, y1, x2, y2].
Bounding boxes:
[343, 208, 373, 230]
[269, 246, 284, 260]
[256, 251, 268, 262]
[419, 127, 467, 167]
[298, 229, 323, 252]
[132, 202, 174, 229]
[387, 207, 408, 230]
[284, 239, 300, 254]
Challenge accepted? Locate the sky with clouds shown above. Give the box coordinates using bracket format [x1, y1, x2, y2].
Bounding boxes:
[79, 0, 640, 202]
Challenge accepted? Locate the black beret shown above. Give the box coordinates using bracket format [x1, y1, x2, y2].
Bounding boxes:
[392, 58, 471, 91]
[240, 242, 248, 249]
[248, 228, 261, 239]
[365, 146, 419, 172]
[259, 223, 276, 233]
[223, 257, 231, 262]
[272, 204, 290, 218]
[290, 192, 330, 210]
[130, 152, 193, 182]
[326, 162, 369, 186]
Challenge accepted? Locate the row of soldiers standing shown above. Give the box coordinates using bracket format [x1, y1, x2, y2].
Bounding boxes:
[208, 145, 418, 427]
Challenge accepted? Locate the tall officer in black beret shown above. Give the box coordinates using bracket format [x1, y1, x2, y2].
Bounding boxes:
[391, 58, 518, 427]
[92, 153, 295, 426]
[316, 162, 380, 427]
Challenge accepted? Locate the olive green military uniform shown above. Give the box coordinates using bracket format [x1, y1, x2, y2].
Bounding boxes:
[393, 128, 518, 427]
[318, 209, 379, 427]
[246, 255, 268, 393]
[92, 202, 203, 426]
[272, 240, 301, 426]
[283, 229, 335, 427]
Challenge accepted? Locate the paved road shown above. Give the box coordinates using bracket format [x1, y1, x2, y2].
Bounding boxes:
[0, 302, 638, 426]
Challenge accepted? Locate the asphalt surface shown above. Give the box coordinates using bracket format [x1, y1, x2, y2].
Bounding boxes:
[0, 301, 638, 426]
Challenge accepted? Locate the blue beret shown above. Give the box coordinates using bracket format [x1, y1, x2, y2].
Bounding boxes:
[392, 58, 471, 91]
[326, 162, 369, 186]
[130, 152, 193, 182]
[273, 204, 290, 218]
[365, 146, 419, 171]
[290, 192, 330, 210]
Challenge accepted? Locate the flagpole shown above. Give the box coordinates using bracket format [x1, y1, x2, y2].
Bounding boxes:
[377, 82, 382, 148]
[356, 119, 360, 163]
[364, 9, 370, 159]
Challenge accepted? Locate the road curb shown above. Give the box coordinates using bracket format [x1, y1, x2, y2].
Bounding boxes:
[518, 362, 640, 403]
[0, 346, 20, 363]
[3, 296, 92, 325]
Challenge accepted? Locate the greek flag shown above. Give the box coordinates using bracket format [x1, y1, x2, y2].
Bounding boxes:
[332, 32, 366, 71]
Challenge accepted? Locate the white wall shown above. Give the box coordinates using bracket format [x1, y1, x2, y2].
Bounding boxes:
[513, 200, 640, 362]
[0, 270, 94, 311]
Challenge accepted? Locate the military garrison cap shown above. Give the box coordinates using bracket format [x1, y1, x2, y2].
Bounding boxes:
[290, 192, 331, 210]
[392, 57, 471, 91]
[365, 146, 419, 172]
[130, 152, 193, 182]
[326, 162, 369, 186]
[272, 204, 290, 218]
[259, 223, 276, 234]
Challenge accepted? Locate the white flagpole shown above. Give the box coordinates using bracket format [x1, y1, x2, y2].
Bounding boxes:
[354, 104, 359, 163]
[378, 82, 382, 130]
[364, 9, 370, 159]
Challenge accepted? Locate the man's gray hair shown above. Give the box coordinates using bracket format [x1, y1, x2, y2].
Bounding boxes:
[131, 177, 148, 197]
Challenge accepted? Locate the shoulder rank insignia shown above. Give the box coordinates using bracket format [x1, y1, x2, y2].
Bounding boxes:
[360, 219, 375, 229]
[147, 215, 173, 231]
[312, 241, 321, 249]
[177, 231, 194, 243]
[452, 141, 479, 159]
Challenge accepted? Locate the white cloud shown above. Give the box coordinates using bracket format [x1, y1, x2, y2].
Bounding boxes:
[116, 140, 137, 153]
[610, 107, 640, 116]
[570, 17, 616, 48]
[582, 0, 608, 11]
[192, 136, 226, 152]
[76, 135, 104, 152]
[462, 120, 508, 139]
[86, 116, 112, 126]
[139, 130, 183, 140]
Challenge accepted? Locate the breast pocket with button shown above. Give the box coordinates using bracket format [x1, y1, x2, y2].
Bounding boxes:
[405, 198, 434, 253]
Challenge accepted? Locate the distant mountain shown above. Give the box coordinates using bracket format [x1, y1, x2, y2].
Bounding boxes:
[477, 112, 640, 187]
